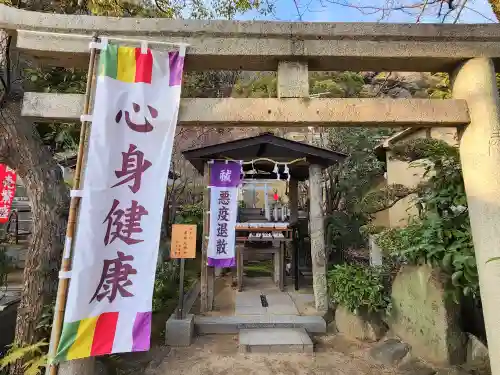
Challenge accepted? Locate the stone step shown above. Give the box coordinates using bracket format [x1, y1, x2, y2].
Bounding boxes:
[195, 315, 326, 334]
[238, 328, 314, 353]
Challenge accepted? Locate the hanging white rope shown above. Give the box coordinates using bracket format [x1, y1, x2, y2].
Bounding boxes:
[234, 157, 302, 181]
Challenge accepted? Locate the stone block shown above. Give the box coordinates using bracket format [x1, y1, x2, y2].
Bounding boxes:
[277, 61, 309, 98]
[389, 265, 466, 366]
[267, 304, 300, 315]
[370, 338, 410, 365]
[165, 314, 194, 347]
[194, 315, 326, 334]
[235, 305, 267, 315]
[239, 328, 313, 353]
[335, 305, 387, 342]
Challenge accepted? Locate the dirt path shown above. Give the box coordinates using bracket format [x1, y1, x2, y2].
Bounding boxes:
[142, 335, 399, 375]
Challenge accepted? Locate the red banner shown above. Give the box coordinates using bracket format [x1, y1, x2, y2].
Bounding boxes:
[0, 164, 17, 224]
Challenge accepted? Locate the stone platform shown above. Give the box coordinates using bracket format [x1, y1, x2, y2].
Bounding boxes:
[238, 328, 314, 353]
[235, 290, 299, 316]
[195, 277, 325, 337]
[195, 276, 324, 352]
[195, 314, 326, 334]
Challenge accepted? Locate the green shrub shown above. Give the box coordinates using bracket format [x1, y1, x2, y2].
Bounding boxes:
[0, 341, 48, 375]
[152, 260, 180, 313]
[376, 213, 477, 301]
[325, 211, 367, 255]
[327, 263, 391, 314]
[374, 139, 477, 302]
[152, 258, 198, 313]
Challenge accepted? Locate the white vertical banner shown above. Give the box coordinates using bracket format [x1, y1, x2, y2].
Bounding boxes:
[208, 187, 238, 267]
[207, 161, 242, 267]
[55, 42, 185, 362]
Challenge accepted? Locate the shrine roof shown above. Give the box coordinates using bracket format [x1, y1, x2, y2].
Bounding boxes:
[182, 132, 347, 181]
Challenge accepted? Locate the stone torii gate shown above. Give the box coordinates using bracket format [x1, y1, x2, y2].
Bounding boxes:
[2, 4, 500, 373]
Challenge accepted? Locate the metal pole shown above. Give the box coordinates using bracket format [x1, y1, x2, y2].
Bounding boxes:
[46, 34, 99, 375]
[176, 258, 185, 319]
[14, 210, 18, 245]
[294, 227, 299, 291]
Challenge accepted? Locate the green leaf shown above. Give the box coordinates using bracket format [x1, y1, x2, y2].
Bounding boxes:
[0, 341, 47, 369]
[451, 271, 463, 287]
[442, 253, 453, 271]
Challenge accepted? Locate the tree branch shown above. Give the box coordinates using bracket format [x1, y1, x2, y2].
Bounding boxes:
[360, 183, 415, 215]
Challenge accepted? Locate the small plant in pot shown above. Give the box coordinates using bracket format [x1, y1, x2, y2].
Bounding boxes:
[327, 263, 391, 342]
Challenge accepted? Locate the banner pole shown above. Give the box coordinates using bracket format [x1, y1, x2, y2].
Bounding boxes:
[176, 258, 185, 319]
[46, 34, 99, 375]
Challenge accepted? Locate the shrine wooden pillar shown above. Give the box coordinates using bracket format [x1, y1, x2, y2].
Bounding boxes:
[288, 178, 299, 224]
[200, 162, 215, 312]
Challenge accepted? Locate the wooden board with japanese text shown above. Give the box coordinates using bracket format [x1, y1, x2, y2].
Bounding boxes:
[171, 224, 197, 259]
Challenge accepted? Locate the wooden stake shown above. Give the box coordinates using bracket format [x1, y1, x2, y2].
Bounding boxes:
[200, 163, 210, 313]
[46, 35, 99, 375]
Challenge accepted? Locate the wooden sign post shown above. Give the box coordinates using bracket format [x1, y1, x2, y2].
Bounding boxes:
[171, 224, 197, 319]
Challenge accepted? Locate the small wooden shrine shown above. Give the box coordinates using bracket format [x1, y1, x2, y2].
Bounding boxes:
[182, 132, 346, 312]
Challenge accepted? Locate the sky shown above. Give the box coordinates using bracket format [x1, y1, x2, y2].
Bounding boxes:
[235, 0, 497, 23]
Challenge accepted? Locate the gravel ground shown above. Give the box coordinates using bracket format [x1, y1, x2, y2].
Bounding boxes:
[142, 335, 399, 375]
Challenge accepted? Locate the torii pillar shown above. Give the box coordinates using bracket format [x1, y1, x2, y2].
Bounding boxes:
[278, 60, 327, 312]
[308, 164, 328, 312]
[452, 57, 500, 375]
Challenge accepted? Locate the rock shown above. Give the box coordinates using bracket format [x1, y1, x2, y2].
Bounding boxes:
[389, 265, 466, 366]
[327, 320, 338, 333]
[398, 359, 436, 375]
[335, 305, 387, 342]
[323, 307, 335, 325]
[466, 333, 489, 364]
[461, 359, 492, 375]
[370, 338, 410, 365]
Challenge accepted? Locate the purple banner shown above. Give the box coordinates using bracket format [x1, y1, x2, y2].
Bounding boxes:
[210, 161, 242, 188]
[207, 187, 238, 268]
[207, 257, 236, 267]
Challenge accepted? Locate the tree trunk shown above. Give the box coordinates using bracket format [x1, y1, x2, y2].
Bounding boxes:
[1, 30, 69, 372]
[1, 99, 69, 374]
